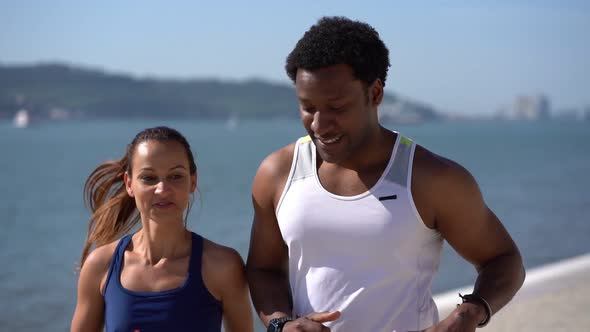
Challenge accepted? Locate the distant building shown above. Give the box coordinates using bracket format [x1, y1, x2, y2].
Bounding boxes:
[496, 94, 551, 121]
[513, 94, 551, 120]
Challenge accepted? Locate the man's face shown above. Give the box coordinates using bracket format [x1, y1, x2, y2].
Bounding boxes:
[295, 64, 380, 164]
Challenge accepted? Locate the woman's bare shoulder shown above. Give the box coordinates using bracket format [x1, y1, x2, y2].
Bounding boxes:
[202, 238, 244, 271]
[200, 237, 246, 300]
[79, 239, 122, 293]
[83, 240, 119, 270]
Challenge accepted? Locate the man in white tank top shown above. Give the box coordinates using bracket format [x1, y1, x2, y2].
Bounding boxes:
[247, 16, 525, 332]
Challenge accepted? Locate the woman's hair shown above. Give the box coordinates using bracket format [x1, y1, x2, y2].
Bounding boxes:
[80, 126, 197, 268]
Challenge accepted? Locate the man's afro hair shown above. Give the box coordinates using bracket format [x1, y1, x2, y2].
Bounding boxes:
[286, 16, 390, 87]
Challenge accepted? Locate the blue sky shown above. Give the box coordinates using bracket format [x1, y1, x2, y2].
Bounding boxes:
[1, 0, 588, 114]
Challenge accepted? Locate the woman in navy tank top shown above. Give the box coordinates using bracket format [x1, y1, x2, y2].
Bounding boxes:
[71, 127, 253, 332]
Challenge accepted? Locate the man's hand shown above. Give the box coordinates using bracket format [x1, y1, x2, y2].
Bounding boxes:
[421, 302, 485, 332]
[282, 311, 341, 332]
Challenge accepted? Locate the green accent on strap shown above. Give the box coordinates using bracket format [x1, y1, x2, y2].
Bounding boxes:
[300, 135, 312, 143]
[400, 136, 412, 146]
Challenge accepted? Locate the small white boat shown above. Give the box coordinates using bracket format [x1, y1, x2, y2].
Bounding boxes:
[13, 109, 30, 128]
[225, 113, 239, 131]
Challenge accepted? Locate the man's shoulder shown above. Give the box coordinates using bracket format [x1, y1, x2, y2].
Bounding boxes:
[414, 145, 465, 175]
[413, 144, 477, 191]
[252, 140, 300, 205]
[411, 145, 481, 229]
[256, 140, 298, 181]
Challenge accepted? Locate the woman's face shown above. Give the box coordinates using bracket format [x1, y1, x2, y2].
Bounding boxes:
[124, 139, 196, 224]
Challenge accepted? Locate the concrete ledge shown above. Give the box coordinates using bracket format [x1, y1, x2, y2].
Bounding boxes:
[433, 253, 590, 331]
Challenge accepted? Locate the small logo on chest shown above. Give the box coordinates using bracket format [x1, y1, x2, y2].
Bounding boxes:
[378, 195, 397, 201]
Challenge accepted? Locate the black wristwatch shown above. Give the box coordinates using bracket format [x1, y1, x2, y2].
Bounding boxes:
[267, 316, 294, 332]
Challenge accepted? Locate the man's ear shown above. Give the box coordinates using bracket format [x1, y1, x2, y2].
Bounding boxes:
[124, 172, 134, 197]
[370, 79, 384, 107]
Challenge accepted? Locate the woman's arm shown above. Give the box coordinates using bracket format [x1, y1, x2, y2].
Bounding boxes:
[71, 246, 112, 332]
[220, 250, 253, 332]
[203, 241, 254, 332]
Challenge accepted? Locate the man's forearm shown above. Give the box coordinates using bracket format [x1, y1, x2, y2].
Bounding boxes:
[436, 251, 525, 330]
[247, 268, 293, 325]
[472, 250, 525, 315]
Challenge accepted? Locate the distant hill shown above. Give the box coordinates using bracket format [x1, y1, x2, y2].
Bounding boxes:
[0, 63, 441, 122]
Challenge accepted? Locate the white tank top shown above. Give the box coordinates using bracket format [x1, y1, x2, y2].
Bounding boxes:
[276, 134, 443, 332]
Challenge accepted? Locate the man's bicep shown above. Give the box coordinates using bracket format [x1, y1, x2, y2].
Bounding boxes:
[248, 212, 289, 270]
[247, 162, 289, 270]
[435, 165, 518, 270]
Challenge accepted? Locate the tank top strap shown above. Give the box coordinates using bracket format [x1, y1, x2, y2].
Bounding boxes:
[385, 134, 414, 187]
[292, 135, 315, 181]
[188, 232, 203, 277]
[104, 234, 133, 292]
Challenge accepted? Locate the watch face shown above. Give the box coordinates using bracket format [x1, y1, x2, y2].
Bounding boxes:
[268, 317, 292, 332]
[267, 319, 280, 332]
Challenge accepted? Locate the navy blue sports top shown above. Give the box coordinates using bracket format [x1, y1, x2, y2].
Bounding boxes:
[103, 232, 222, 332]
